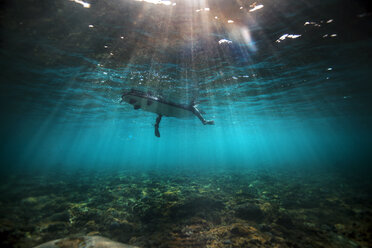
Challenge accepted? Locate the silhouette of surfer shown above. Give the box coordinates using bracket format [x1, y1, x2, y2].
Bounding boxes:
[121, 89, 214, 137]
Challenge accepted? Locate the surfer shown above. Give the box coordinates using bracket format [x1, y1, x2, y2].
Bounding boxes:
[121, 89, 214, 137]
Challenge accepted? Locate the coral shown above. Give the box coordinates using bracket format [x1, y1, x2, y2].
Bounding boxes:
[0, 169, 370, 248]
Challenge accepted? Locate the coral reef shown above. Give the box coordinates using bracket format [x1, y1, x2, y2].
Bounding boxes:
[0, 168, 370, 247]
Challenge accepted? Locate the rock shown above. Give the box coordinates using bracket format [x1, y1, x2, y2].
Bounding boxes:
[230, 223, 254, 236]
[21, 197, 38, 205]
[276, 214, 294, 229]
[334, 223, 346, 233]
[169, 197, 224, 220]
[223, 239, 232, 244]
[39, 222, 66, 233]
[33, 235, 139, 248]
[87, 231, 100, 236]
[49, 212, 69, 222]
[236, 187, 258, 198]
[320, 224, 332, 232]
[108, 219, 134, 233]
[258, 224, 272, 232]
[189, 216, 207, 225]
[235, 203, 264, 222]
[86, 220, 96, 227]
[109, 221, 121, 230]
[303, 222, 316, 229]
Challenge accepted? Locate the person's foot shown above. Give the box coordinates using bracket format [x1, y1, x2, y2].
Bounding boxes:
[204, 120, 214, 125]
[155, 124, 160, 137]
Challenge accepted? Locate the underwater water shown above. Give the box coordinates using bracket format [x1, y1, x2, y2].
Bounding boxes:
[0, 0, 371, 247]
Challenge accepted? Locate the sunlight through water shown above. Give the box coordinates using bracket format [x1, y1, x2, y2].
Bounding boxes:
[0, 0, 372, 247]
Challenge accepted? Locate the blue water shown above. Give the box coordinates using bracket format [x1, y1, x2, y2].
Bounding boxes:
[1, 1, 372, 247]
[1, 0, 371, 172]
[2, 115, 371, 171]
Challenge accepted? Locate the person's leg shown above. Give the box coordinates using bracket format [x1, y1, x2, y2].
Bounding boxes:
[155, 115, 162, 137]
[192, 106, 214, 125]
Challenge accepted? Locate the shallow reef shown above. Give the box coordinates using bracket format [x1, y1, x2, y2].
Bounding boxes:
[0, 167, 371, 248]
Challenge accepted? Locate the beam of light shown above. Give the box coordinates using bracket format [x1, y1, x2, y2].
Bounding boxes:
[240, 27, 257, 52]
[70, 0, 90, 8]
[225, 24, 257, 52]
